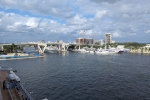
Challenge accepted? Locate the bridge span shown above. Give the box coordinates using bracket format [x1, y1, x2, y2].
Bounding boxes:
[0, 42, 96, 53]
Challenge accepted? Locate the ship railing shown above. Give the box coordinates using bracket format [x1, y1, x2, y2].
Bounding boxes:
[7, 88, 15, 100]
[18, 83, 34, 100]
[6, 81, 24, 100]
[0, 67, 12, 71]
[14, 85, 25, 100]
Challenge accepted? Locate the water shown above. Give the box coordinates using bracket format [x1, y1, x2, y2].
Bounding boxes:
[1, 52, 150, 100]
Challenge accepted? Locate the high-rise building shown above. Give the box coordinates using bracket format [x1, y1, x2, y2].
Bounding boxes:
[105, 33, 112, 44]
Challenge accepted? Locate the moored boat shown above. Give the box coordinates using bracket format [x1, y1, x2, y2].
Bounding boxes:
[95, 48, 110, 54]
[78, 48, 89, 53]
[95, 48, 122, 54]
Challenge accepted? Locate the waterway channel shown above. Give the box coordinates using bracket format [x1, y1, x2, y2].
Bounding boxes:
[0, 52, 150, 100]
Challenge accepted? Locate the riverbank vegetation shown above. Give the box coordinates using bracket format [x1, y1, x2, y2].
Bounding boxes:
[2, 43, 24, 54]
[115, 42, 146, 49]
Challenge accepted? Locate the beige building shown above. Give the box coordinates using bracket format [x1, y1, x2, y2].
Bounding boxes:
[76, 38, 94, 44]
[105, 33, 112, 44]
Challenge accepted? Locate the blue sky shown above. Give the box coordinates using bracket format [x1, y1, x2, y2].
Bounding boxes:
[0, 0, 150, 43]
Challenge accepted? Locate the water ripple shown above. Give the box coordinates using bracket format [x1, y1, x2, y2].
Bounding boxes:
[1, 53, 150, 100]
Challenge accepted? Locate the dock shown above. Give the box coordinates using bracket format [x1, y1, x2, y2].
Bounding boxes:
[0, 53, 44, 60]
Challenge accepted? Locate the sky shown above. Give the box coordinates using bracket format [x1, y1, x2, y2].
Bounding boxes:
[0, 0, 150, 43]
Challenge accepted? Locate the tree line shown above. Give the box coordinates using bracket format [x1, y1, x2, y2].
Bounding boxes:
[70, 42, 147, 49]
[2, 43, 24, 54]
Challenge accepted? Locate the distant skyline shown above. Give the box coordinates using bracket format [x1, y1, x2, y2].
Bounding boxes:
[0, 0, 150, 43]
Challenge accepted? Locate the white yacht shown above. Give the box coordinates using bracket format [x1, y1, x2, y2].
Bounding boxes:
[95, 48, 120, 54]
[109, 48, 119, 54]
[89, 50, 95, 53]
[78, 48, 89, 53]
[45, 46, 58, 53]
[95, 48, 109, 54]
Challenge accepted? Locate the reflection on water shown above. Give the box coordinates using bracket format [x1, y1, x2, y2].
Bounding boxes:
[59, 51, 69, 56]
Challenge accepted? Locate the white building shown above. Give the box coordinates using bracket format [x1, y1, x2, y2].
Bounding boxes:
[145, 44, 150, 48]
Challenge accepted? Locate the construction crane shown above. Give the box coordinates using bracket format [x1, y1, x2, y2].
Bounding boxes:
[82, 30, 85, 44]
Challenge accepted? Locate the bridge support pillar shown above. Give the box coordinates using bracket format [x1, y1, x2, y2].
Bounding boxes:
[66, 45, 69, 50]
[58, 44, 61, 51]
[34, 45, 38, 52]
[37, 43, 47, 53]
[61, 44, 69, 51]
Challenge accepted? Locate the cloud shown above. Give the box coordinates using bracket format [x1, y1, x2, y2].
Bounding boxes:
[66, 14, 87, 25]
[0, 0, 73, 18]
[129, 33, 137, 36]
[90, 0, 120, 4]
[26, 18, 39, 28]
[113, 32, 122, 37]
[145, 30, 150, 34]
[95, 11, 107, 19]
[0, 12, 63, 39]
[0, 0, 150, 43]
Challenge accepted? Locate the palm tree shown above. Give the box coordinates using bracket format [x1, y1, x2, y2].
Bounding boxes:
[11, 43, 17, 53]
[19, 46, 24, 52]
[145, 47, 147, 53]
[101, 45, 105, 49]
[3, 46, 9, 53]
[148, 48, 150, 53]
[141, 47, 143, 53]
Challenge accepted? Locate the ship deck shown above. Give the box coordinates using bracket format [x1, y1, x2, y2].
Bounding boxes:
[0, 70, 11, 100]
[0, 69, 32, 100]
